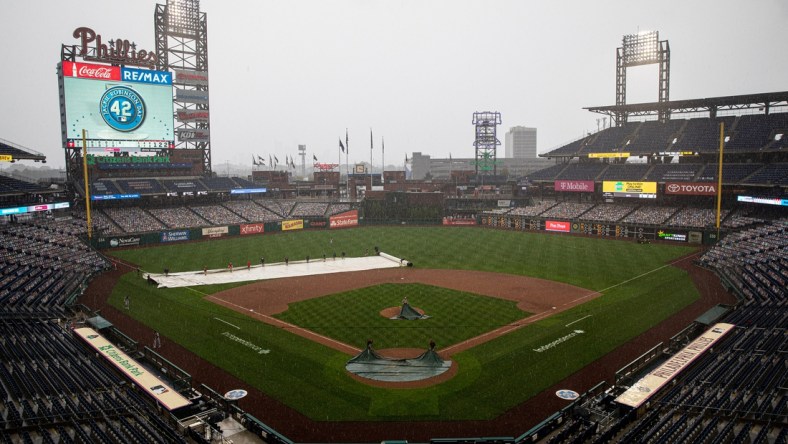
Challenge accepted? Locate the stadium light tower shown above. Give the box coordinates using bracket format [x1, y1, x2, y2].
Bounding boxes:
[615, 30, 670, 125]
[155, 0, 212, 174]
[472, 112, 502, 176]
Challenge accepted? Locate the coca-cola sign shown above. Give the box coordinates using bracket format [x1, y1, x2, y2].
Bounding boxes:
[554, 180, 594, 193]
[62, 61, 120, 81]
[665, 182, 717, 196]
[72, 27, 157, 68]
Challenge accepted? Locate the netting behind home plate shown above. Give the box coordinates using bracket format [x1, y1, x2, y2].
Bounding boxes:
[146, 252, 406, 288]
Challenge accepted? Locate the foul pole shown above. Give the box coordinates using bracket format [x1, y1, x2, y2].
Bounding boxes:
[81, 129, 93, 240]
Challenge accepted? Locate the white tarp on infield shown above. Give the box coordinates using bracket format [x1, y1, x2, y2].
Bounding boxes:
[146, 252, 407, 288]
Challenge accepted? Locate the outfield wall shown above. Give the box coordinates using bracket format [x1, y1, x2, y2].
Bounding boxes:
[479, 214, 716, 244]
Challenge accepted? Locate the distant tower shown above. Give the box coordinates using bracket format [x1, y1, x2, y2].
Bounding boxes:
[298, 145, 306, 177]
[505, 126, 537, 159]
[472, 112, 502, 176]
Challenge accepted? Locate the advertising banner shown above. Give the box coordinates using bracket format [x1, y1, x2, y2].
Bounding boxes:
[615, 323, 734, 409]
[177, 128, 210, 142]
[176, 110, 210, 123]
[665, 182, 717, 196]
[657, 230, 688, 242]
[173, 69, 209, 86]
[175, 88, 209, 104]
[202, 226, 228, 237]
[282, 219, 304, 231]
[442, 217, 477, 226]
[603, 181, 657, 199]
[240, 223, 265, 235]
[329, 210, 359, 229]
[161, 230, 190, 243]
[309, 220, 328, 228]
[554, 180, 594, 193]
[588, 152, 630, 158]
[0, 155, 12, 162]
[74, 327, 191, 411]
[108, 236, 141, 248]
[737, 195, 788, 207]
[545, 220, 570, 232]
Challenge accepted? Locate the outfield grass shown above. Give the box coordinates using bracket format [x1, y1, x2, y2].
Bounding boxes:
[274, 283, 530, 349]
[108, 226, 699, 420]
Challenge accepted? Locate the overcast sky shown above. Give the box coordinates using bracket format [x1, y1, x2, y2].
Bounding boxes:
[1, 0, 786, 170]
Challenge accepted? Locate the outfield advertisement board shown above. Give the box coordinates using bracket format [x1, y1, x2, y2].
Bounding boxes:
[282, 219, 304, 231]
[62, 61, 174, 151]
[657, 230, 688, 242]
[442, 217, 477, 226]
[240, 223, 265, 235]
[330, 210, 359, 229]
[602, 181, 657, 199]
[545, 220, 570, 232]
[665, 182, 717, 196]
[161, 230, 190, 243]
[202, 226, 228, 238]
[554, 180, 594, 193]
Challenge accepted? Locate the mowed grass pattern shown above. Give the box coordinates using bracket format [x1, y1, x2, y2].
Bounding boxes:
[108, 226, 700, 420]
[274, 283, 529, 349]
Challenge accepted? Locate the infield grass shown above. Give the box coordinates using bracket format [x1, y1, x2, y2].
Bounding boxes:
[107, 226, 699, 421]
[274, 283, 529, 349]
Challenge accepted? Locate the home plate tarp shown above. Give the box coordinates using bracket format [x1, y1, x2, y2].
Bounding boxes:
[146, 252, 407, 288]
[346, 342, 451, 382]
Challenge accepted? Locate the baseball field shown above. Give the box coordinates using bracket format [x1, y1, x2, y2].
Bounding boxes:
[104, 226, 700, 424]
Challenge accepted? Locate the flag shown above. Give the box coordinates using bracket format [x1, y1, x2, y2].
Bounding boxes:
[274, 155, 279, 164]
[370, 128, 373, 151]
[339, 138, 345, 153]
[405, 154, 408, 163]
[290, 157, 295, 169]
[252, 155, 258, 166]
[269, 154, 272, 167]
[257, 155, 265, 165]
[345, 128, 349, 154]
[313, 154, 317, 161]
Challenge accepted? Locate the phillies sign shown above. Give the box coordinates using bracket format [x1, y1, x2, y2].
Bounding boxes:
[554, 180, 594, 193]
[665, 182, 717, 196]
[72, 27, 157, 68]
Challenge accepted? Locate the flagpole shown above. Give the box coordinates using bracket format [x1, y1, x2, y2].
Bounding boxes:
[370, 128, 373, 186]
[381, 136, 385, 185]
[345, 128, 349, 184]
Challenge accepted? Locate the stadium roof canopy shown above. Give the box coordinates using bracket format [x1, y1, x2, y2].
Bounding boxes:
[0, 138, 46, 162]
[585, 91, 788, 118]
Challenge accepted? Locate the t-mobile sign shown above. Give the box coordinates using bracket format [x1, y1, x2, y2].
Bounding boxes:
[554, 180, 594, 193]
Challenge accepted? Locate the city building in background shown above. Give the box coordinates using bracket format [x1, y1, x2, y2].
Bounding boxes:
[505, 126, 537, 158]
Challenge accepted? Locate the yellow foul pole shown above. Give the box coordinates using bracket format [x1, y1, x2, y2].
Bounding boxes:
[715, 122, 724, 240]
[82, 129, 93, 240]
